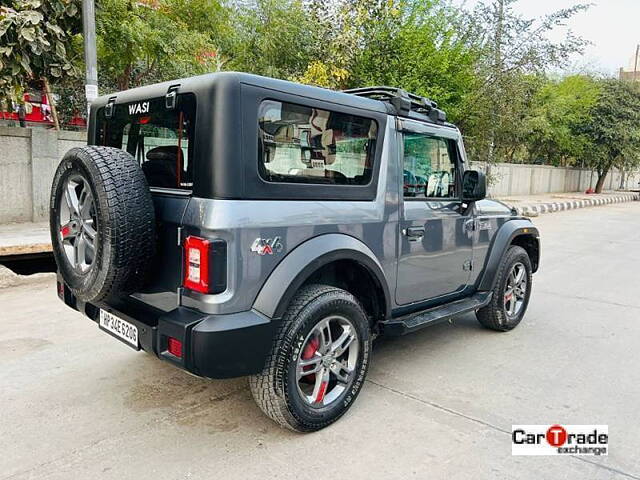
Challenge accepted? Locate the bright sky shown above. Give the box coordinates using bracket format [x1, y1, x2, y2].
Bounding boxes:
[455, 0, 640, 76]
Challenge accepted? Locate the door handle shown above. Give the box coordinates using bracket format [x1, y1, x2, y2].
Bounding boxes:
[405, 226, 425, 239]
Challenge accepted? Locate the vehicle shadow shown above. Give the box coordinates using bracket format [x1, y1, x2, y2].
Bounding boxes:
[115, 352, 284, 435]
[114, 312, 490, 437]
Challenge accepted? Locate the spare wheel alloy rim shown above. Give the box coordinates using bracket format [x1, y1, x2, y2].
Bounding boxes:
[296, 315, 359, 408]
[58, 174, 98, 273]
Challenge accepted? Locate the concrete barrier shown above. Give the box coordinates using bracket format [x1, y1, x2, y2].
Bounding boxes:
[0, 127, 85, 223]
[472, 161, 640, 198]
[1, 127, 639, 224]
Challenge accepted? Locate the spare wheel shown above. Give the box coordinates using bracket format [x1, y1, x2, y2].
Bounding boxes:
[49, 146, 156, 304]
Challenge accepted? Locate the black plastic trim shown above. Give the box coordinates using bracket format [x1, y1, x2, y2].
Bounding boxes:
[252, 234, 391, 320]
[190, 310, 276, 378]
[209, 239, 227, 294]
[58, 277, 274, 379]
[383, 292, 492, 335]
[476, 220, 540, 291]
[390, 287, 473, 319]
[271, 249, 390, 320]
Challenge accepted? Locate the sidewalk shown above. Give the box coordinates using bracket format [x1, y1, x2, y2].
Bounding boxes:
[0, 222, 50, 257]
[496, 191, 639, 216]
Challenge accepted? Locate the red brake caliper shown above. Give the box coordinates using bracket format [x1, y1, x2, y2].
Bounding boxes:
[302, 336, 329, 404]
[315, 380, 328, 404]
[301, 336, 320, 384]
[60, 224, 72, 239]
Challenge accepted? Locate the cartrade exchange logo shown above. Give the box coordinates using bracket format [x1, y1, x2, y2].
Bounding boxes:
[512, 425, 608, 456]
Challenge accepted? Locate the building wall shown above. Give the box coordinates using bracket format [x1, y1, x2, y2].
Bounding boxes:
[0, 127, 85, 224]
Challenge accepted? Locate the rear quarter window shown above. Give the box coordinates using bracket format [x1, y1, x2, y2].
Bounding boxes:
[258, 100, 378, 185]
[95, 94, 196, 191]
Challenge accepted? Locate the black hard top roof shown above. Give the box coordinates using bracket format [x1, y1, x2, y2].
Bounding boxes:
[92, 71, 455, 127]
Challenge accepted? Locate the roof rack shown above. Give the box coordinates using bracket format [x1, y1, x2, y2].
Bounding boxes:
[343, 86, 447, 124]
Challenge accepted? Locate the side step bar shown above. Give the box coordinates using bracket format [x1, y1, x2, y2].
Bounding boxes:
[381, 292, 493, 336]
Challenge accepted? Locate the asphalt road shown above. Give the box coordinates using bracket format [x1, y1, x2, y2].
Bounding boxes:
[2, 202, 640, 480]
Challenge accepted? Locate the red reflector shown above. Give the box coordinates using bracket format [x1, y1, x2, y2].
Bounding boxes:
[183, 236, 210, 293]
[57, 281, 64, 299]
[167, 337, 182, 358]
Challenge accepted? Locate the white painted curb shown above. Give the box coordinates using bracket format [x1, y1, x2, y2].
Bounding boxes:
[511, 193, 639, 217]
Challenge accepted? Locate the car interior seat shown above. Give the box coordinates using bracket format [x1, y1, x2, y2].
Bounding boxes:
[142, 145, 181, 188]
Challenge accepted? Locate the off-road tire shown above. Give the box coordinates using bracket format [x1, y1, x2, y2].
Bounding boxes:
[476, 245, 532, 332]
[50, 146, 155, 304]
[249, 284, 372, 432]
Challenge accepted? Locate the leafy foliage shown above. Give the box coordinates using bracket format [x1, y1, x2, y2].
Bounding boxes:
[460, 0, 590, 163]
[348, 0, 480, 122]
[0, 0, 82, 105]
[5, 0, 640, 187]
[526, 75, 601, 166]
[226, 0, 317, 80]
[96, 0, 224, 91]
[576, 80, 640, 192]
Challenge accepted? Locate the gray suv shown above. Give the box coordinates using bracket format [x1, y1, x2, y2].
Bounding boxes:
[50, 73, 540, 432]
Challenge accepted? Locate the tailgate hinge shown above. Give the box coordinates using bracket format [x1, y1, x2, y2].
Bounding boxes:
[104, 96, 117, 118]
[165, 84, 180, 110]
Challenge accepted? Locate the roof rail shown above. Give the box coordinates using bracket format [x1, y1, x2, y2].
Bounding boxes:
[343, 86, 446, 124]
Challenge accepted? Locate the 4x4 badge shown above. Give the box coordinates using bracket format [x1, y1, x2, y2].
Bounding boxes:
[251, 237, 283, 256]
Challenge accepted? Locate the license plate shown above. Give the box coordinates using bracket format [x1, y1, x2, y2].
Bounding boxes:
[99, 309, 139, 349]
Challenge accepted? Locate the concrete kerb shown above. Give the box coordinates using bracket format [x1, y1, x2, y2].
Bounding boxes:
[510, 193, 640, 217]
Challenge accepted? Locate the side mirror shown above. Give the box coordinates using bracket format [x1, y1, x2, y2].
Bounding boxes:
[462, 170, 486, 202]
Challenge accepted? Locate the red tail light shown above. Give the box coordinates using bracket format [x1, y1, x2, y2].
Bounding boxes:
[183, 236, 210, 293]
[167, 337, 183, 358]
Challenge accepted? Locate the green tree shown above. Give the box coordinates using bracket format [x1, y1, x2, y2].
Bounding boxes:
[227, 0, 316, 80]
[462, 0, 590, 163]
[0, 0, 82, 115]
[349, 0, 480, 122]
[293, 0, 355, 89]
[578, 79, 640, 193]
[464, 72, 545, 164]
[526, 75, 601, 166]
[96, 0, 224, 92]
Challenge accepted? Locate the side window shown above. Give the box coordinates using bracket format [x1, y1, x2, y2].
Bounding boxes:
[403, 133, 457, 199]
[258, 100, 378, 185]
[96, 95, 196, 190]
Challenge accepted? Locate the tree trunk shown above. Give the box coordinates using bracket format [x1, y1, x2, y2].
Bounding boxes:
[595, 167, 609, 193]
[117, 63, 132, 91]
[42, 77, 60, 131]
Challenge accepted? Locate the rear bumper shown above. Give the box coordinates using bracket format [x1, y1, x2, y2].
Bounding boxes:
[57, 278, 276, 379]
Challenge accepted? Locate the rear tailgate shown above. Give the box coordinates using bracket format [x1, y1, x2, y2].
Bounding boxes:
[90, 92, 197, 312]
[129, 192, 190, 312]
